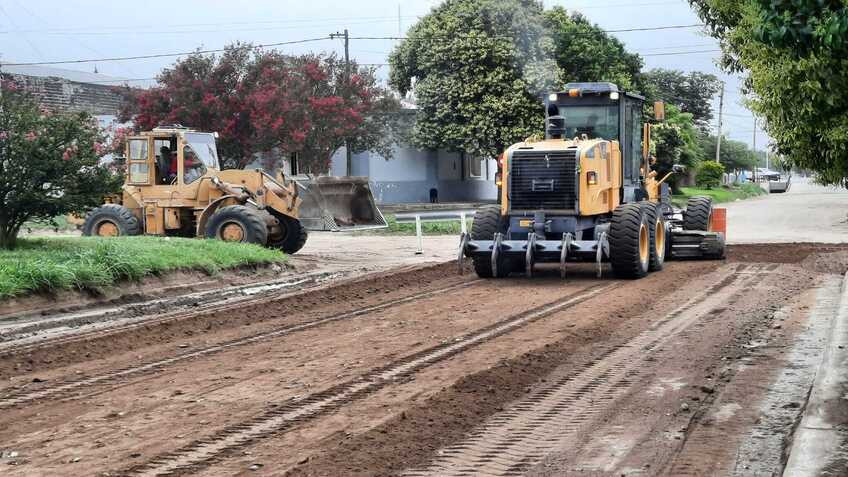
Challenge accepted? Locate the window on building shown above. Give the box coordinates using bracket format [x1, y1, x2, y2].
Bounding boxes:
[466, 155, 484, 179]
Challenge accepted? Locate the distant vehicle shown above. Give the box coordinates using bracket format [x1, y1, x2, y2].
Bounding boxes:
[756, 168, 782, 181]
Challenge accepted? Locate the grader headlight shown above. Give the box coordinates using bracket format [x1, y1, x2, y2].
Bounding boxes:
[587, 171, 598, 186]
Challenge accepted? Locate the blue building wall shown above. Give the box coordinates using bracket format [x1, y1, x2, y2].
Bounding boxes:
[330, 145, 498, 204]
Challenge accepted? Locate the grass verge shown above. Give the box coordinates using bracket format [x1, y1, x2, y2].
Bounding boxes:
[672, 183, 766, 207]
[0, 236, 286, 299]
[358, 214, 474, 236]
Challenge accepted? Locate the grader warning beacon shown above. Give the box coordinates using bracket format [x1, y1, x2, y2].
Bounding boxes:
[460, 82, 724, 279]
[82, 126, 385, 252]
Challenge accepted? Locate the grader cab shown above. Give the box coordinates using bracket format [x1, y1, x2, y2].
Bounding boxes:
[461, 83, 724, 279]
[82, 126, 384, 252]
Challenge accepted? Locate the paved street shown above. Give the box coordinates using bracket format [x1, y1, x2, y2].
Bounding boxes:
[726, 178, 848, 243]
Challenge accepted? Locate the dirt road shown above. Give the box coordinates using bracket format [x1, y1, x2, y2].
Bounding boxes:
[1, 243, 846, 475]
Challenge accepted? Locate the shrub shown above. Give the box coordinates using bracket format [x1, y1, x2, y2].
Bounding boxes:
[696, 161, 725, 189]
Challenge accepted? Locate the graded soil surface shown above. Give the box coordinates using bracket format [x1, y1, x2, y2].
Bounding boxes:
[0, 244, 846, 476]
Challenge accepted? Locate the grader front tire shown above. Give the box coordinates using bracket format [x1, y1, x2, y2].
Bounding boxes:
[684, 196, 713, 231]
[470, 205, 511, 278]
[205, 205, 268, 245]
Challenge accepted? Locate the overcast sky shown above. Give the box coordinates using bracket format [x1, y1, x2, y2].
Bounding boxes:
[0, 0, 764, 148]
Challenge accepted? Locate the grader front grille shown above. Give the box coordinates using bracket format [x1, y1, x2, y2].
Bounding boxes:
[508, 149, 578, 212]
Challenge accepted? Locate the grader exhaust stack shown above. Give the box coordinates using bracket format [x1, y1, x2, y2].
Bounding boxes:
[293, 175, 387, 231]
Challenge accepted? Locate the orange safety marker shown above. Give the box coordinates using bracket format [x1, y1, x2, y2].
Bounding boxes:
[710, 207, 727, 237]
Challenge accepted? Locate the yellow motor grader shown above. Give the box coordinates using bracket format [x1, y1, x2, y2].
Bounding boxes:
[81, 126, 385, 252]
[461, 82, 724, 279]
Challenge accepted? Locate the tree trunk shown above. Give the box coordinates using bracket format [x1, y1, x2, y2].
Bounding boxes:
[0, 224, 20, 250]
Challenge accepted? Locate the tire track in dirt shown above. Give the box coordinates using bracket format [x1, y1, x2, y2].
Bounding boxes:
[125, 283, 614, 476]
[403, 264, 769, 476]
[0, 279, 483, 409]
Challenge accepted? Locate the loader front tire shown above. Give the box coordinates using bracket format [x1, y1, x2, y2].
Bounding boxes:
[609, 203, 651, 279]
[205, 205, 268, 245]
[269, 214, 308, 254]
[470, 205, 511, 278]
[82, 204, 141, 237]
[684, 196, 713, 231]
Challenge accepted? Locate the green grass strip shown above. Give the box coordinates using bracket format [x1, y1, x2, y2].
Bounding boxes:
[0, 236, 286, 299]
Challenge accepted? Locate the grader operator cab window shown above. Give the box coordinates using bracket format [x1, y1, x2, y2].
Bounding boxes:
[552, 105, 619, 141]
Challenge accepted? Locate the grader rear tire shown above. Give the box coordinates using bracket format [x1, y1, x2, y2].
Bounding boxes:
[470, 205, 511, 278]
[609, 203, 651, 279]
[205, 205, 268, 245]
[684, 196, 713, 231]
[82, 204, 141, 237]
[641, 202, 666, 272]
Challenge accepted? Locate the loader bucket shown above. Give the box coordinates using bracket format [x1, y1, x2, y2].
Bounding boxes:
[292, 175, 387, 231]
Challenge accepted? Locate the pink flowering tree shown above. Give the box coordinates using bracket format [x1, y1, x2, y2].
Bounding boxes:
[118, 45, 400, 172]
[0, 81, 122, 249]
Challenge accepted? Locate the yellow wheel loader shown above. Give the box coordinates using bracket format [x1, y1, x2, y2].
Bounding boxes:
[81, 126, 385, 252]
[460, 82, 724, 279]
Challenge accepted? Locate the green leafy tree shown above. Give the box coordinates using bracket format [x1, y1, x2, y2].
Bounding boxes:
[0, 82, 122, 249]
[651, 104, 702, 188]
[389, 0, 644, 159]
[545, 8, 643, 90]
[389, 0, 556, 159]
[696, 161, 726, 189]
[698, 134, 756, 181]
[689, 0, 848, 186]
[639, 69, 722, 128]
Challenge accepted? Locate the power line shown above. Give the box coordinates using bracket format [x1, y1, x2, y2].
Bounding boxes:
[0, 37, 332, 66]
[642, 49, 720, 57]
[2, 23, 707, 68]
[349, 23, 705, 42]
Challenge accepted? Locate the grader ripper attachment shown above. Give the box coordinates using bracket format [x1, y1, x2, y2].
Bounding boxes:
[81, 126, 385, 252]
[460, 82, 725, 279]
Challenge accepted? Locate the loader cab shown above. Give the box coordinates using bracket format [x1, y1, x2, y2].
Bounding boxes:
[545, 82, 644, 203]
[125, 127, 221, 187]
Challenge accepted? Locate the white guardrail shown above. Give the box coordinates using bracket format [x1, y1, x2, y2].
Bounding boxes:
[394, 210, 477, 255]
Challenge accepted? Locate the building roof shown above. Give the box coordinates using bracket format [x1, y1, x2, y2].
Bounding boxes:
[0, 64, 127, 85]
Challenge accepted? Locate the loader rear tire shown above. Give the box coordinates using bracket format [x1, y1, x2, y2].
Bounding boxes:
[269, 215, 308, 254]
[684, 196, 713, 231]
[641, 202, 666, 272]
[609, 203, 651, 279]
[470, 205, 511, 278]
[82, 204, 141, 237]
[205, 205, 268, 245]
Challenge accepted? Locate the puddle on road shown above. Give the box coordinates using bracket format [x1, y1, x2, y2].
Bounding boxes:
[731, 276, 841, 476]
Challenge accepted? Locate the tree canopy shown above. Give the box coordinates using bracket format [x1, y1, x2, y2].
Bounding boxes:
[119, 45, 400, 172]
[388, 0, 644, 159]
[650, 104, 703, 185]
[639, 69, 722, 128]
[689, 0, 848, 186]
[0, 82, 122, 249]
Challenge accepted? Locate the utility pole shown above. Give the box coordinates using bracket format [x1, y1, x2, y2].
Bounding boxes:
[330, 29, 352, 175]
[752, 117, 757, 182]
[715, 81, 724, 163]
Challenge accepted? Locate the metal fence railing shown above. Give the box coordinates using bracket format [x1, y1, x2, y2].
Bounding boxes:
[394, 210, 477, 254]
